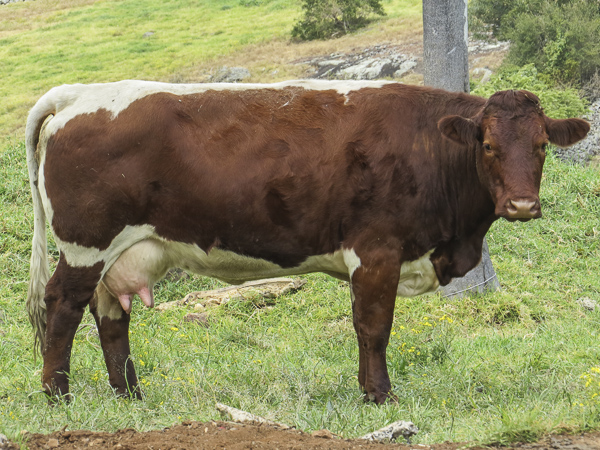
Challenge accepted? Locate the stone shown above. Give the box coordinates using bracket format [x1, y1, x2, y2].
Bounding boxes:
[311, 429, 336, 439]
[184, 312, 209, 327]
[47, 438, 60, 448]
[359, 420, 419, 444]
[211, 66, 251, 83]
[0, 0, 34, 4]
[299, 45, 417, 81]
[472, 67, 492, 84]
[142, 31, 155, 38]
[577, 297, 598, 311]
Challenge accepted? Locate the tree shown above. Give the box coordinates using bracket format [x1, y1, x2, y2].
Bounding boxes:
[423, 0, 500, 298]
[292, 0, 385, 40]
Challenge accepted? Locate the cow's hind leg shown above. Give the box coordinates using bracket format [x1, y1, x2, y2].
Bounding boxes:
[42, 255, 103, 401]
[350, 249, 400, 404]
[89, 283, 141, 399]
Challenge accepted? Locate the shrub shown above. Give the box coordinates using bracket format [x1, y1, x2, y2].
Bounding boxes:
[291, 0, 385, 40]
[469, 0, 600, 85]
[472, 64, 588, 119]
[581, 71, 600, 102]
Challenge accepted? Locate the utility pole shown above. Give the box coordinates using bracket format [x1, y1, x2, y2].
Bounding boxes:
[423, 0, 500, 297]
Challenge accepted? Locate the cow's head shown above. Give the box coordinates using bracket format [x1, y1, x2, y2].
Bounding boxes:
[439, 90, 589, 221]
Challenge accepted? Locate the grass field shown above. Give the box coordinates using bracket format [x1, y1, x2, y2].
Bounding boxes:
[1, 0, 600, 447]
[0, 0, 421, 137]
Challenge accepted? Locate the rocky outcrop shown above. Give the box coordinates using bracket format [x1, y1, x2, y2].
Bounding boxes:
[211, 66, 251, 83]
[300, 44, 417, 80]
[0, 0, 33, 5]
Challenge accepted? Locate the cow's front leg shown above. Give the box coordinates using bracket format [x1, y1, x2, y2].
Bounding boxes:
[89, 283, 141, 399]
[350, 250, 400, 404]
[42, 256, 102, 401]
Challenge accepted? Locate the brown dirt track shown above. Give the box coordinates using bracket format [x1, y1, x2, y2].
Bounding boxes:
[5, 421, 600, 449]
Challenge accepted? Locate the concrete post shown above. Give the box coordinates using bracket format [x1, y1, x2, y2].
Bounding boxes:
[423, 0, 500, 297]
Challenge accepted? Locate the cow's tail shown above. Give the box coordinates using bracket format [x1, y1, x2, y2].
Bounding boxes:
[25, 87, 70, 356]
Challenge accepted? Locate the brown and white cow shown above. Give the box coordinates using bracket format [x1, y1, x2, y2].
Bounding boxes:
[26, 80, 589, 404]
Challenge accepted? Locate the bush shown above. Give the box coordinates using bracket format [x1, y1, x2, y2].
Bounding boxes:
[469, 0, 600, 85]
[472, 64, 588, 119]
[291, 0, 385, 40]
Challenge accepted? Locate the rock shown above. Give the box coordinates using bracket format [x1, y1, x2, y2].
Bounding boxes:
[311, 429, 336, 439]
[215, 403, 292, 429]
[211, 66, 251, 83]
[359, 420, 419, 444]
[47, 438, 60, 448]
[472, 67, 492, 84]
[300, 44, 417, 81]
[468, 39, 510, 54]
[142, 31, 155, 38]
[184, 312, 209, 327]
[577, 297, 598, 311]
[0, 0, 34, 4]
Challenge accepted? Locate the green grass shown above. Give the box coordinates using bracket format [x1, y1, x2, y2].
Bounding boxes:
[0, 0, 300, 135]
[1, 135, 600, 445]
[0, 0, 422, 136]
[1, 0, 600, 446]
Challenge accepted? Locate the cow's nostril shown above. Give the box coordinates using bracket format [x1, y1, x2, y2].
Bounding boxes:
[507, 200, 539, 219]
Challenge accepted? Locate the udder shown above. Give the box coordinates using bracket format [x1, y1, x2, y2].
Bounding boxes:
[102, 239, 170, 314]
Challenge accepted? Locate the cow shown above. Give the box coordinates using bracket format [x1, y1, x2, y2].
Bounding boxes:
[25, 80, 589, 404]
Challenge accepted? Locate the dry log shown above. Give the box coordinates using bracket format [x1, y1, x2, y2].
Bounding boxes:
[156, 278, 306, 311]
[215, 403, 292, 429]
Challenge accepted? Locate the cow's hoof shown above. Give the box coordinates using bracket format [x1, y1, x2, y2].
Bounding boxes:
[364, 391, 398, 405]
[114, 386, 144, 400]
[44, 390, 73, 405]
[42, 381, 73, 405]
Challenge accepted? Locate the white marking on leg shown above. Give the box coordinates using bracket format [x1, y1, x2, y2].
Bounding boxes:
[342, 248, 362, 280]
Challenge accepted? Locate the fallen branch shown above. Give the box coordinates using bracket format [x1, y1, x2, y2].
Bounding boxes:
[215, 403, 293, 430]
[156, 278, 305, 311]
[359, 420, 419, 444]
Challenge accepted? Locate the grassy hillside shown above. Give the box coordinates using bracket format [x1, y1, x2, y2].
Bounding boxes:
[1, 0, 600, 446]
[0, 0, 421, 136]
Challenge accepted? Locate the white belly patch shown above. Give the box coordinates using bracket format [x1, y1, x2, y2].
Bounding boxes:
[94, 236, 439, 318]
[397, 249, 439, 297]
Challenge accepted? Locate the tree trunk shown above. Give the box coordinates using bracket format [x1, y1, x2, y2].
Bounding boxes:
[423, 0, 500, 297]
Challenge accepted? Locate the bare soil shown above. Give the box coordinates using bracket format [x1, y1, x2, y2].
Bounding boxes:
[7, 421, 599, 449]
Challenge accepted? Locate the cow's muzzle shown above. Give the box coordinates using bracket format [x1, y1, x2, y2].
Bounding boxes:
[500, 199, 542, 221]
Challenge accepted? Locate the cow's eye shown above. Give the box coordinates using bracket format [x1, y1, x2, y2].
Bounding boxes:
[483, 143, 493, 153]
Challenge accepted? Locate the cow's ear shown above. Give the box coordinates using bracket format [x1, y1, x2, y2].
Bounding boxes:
[438, 115, 480, 147]
[546, 117, 590, 147]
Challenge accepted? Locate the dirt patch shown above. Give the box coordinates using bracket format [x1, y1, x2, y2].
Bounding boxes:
[6, 422, 600, 450]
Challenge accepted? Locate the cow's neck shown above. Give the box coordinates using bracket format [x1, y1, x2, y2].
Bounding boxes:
[426, 96, 497, 284]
